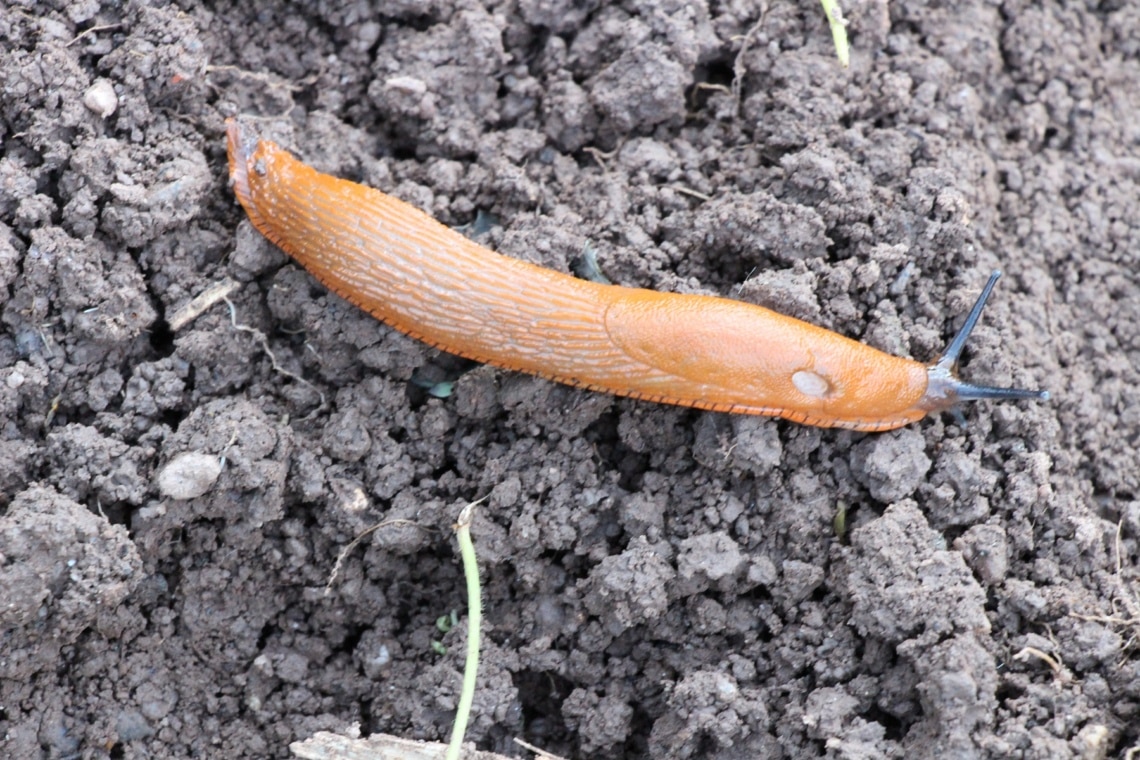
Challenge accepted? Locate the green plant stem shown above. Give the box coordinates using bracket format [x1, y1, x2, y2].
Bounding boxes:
[819, 0, 850, 67]
[445, 498, 484, 760]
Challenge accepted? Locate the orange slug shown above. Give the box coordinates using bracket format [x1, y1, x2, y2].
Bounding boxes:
[224, 120, 1047, 432]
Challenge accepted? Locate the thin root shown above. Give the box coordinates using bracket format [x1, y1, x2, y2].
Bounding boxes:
[325, 518, 433, 595]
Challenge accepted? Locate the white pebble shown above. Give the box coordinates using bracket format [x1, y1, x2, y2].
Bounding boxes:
[83, 79, 118, 118]
[385, 75, 427, 95]
[156, 451, 221, 500]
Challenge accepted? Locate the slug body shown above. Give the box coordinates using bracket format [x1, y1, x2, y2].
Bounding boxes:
[225, 121, 1045, 431]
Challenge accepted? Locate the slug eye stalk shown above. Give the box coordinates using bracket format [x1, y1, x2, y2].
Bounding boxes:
[920, 270, 1050, 413]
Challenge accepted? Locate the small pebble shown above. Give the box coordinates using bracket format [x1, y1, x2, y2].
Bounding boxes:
[83, 79, 118, 118]
[156, 451, 221, 499]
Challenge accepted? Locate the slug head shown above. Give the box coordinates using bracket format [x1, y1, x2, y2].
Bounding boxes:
[917, 271, 1049, 416]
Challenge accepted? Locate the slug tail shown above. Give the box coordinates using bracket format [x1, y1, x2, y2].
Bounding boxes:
[919, 270, 1049, 414]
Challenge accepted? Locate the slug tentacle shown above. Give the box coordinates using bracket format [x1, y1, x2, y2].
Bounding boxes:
[918, 271, 1050, 414]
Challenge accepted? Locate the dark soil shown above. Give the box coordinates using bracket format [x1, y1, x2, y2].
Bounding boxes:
[2, 1, 1137, 758]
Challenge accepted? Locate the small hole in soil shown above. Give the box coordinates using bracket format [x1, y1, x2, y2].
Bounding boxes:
[148, 316, 174, 357]
[1111, 728, 1140, 758]
[94, 500, 131, 527]
[688, 58, 735, 112]
[513, 669, 574, 747]
[358, 697, 375, 736]
[995, 678, 1026, 703]
[583, 412, 650, 492]
[864, 704, 906, 741]
[624, 701, 652, 755]
[256, 621, 274, 650]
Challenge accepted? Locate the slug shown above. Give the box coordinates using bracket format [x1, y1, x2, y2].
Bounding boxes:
[224, 120, 1047, 432]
